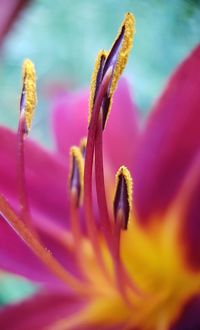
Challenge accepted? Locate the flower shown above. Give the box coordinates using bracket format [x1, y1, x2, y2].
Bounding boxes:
[0, 11, 200, 330]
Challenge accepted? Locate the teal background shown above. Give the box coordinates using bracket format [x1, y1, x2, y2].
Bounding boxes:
[0, 0, 200, 304]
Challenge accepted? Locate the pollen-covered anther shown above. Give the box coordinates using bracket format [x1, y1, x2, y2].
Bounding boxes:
[69, 146, 84, 207]
[100, 12, 135, 128]
[88, 50, 107, 124]
[20, 59, 37, 134]
[79, 137, 87, 158]
[113, 166, 133, 230]
[108, 12, 135, 96]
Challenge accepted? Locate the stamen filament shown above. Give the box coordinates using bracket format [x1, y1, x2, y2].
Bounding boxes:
[84, 68, 112, 277]
[112, 218, 131, 305]
[69, 146, 86, 269]
[70, 191, 82, 243]
[112, 166, 142, 298]
[69, 191, 84, 268]
[94, 110, 112, 245]
[112, 218, 142, 303]
[0, 194, 87, 294]
[17, 114, 31, 224]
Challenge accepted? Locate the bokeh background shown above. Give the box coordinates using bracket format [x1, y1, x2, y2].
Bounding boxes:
[0, 0, 200, 305]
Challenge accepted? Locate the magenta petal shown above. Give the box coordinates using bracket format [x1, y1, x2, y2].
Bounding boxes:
[170, 295, 200, 330]
[178, 152, 200, 269]
[0, 126, 69, 227]
[52, 89, 88, 156]
[0, 216, 65, 286]
[182, 185, 200, 270]
[104, 78, 140, 173]
[133, 45, 200, 223]
[0, 290, 85, 330]
[0, 126, 82, 282]
[0, 0, 30, 45]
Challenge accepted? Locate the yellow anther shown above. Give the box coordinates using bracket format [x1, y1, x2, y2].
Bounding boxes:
[88, 13, 135, 128]
[69, 146, 84, 205]
[88, 50, 107, 123]
[104, 13, 135, 126]
[109, 12, 135, 96]
[21, 59, 37, 133]
[114, 165, 133, 228]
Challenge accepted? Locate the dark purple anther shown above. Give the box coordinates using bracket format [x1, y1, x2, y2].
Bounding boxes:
[20, 84, 26, 113]
[93, 53, 107, 104]
[102, 26, 125, 78]
[100, 26, 125, 129]
[70, 157, 81, 207]
[113, 173, 130, 230]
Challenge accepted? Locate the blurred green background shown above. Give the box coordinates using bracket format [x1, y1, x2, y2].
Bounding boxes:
[0, 0, 200, 304]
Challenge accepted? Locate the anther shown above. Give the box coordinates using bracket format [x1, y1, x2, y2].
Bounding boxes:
[20, 59, 37, 134]
[69, 147, 84, 207]
[88, 13, 135, 130]
[102, 13, 135, 128]
[79, 137, 87, 158]
[113, 166, 133, 230]
[89, 50, 107, 124]
[17, 60, 37, 223]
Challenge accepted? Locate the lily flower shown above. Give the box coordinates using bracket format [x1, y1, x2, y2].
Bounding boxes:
[0, 12, 200, 330]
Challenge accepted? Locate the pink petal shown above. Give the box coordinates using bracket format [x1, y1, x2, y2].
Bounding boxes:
[0, 216, 65, 286]
[104, 78, 140, 174]
[177, 152, 200, 269]
[52, 79, 140, 173]
[0, 290, 85, 330]
[52, 88, 88, 156]
[0, 126, 69, 228]
[0, 127, 81, 283]
[0, 0, 30, 45]
[133, 45, 200, 224]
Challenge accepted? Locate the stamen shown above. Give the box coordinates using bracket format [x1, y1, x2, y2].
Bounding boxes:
[94, 110, 112, 243]
[69, 146, 84, 207]
[104, 13, 135, 96]
[101, 13, 135, 128]
[17, 59, 37, 224]
[79, 137, 87, 158]
[20, 59, 37, 134]
[84, 13, 135, 277]
[84, 68, 113, 278]
[17, 116, 30, 221]
[114, 166, 132, 230]
[0, 195, 87, 294]
[88, 50, 107, 124]
[88, 14, 135, 130]
[69, 147, 85, 268]
[112, 166, 142, 302]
